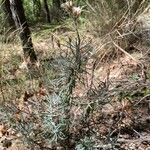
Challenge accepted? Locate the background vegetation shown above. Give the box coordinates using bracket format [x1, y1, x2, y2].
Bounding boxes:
[0, 0, 150, 149]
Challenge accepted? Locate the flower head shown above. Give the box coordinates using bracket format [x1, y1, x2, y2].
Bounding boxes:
[72, 6, 82, 17]
[61, 1, 73, 12]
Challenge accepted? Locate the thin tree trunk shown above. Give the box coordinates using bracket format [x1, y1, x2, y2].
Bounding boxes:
[2, 0, 15, 28]
[43, 0, 51, 23]
[9, 0, 37, 63]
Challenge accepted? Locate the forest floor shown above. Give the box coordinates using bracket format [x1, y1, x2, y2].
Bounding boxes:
[0, 21, 150, 150]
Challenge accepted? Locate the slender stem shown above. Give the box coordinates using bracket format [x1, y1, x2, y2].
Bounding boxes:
[73, 17, 81, 71]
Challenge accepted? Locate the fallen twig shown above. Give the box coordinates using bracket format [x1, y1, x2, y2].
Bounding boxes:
[117, 136, 150, 143]
[134, 94, 150, 106]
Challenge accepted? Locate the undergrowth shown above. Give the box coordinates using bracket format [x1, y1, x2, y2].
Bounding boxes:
[0, 1, 150, 150]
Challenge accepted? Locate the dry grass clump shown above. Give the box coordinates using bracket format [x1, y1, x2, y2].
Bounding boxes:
[85, 0, 149, 63]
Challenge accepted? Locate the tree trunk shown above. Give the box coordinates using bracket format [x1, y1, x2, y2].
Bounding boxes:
[2, 0, 15, 28]
[9, 0, 37, 63]
[43, 0, 51, 23]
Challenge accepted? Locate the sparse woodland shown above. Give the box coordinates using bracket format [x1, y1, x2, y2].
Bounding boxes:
[0, 0, 150, 149]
